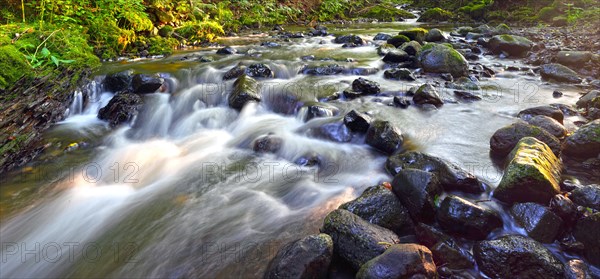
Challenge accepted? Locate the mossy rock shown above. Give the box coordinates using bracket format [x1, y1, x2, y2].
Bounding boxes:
[0, 45, 31, 90]
[398, 28, 428, 43]
[563, 119, 600, 158]
[147, 37, 177, 56]
[158, 26, 174, 37]
[488, 34, 533, 57]
[155, 10, 175, 23]
[365, 5, 416, 21]
[377, 43, 396, 56]
[418, 43, 468, 77]
[537, 6, 560, 22]
[418, 8, 454, 22]
[494, 137, 562, 205]
[495, 23, 511, 35]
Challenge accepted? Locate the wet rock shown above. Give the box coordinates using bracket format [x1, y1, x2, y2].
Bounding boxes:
[425, 28, 445, 42]
[103, 71, 132, 92]
[247, 63, 274, 78]
[333, 34, 365, 46]
[352, 78, 380, 95]
[303, 102, 339, 122]
[569, 184, 600, 211]
[413, 83, 443, 107]
[527, 115, 568, 139]
[474, 235, 564, 279]
[383, 68, 416, 81]
[490, 122, 561, 157]
[391, 169, 442, 223]
[228, 75, 261, 110]
[131, 74, 164, 94]
[564, 259, 594, 279]
[398, 28, 428, 43]
[253, 135, 283, 153]
[418, 44, 469, 77]
[300, 55, 315, 61]
[431, 240, 475, 269]
[260, 41, 280, 48]
[356, 244, 437, 279]
[549, 194, 578, 225]
[223, 65, 247, 80]
[557, 51, 593, 67]
[573, 213, 600, 266]
[343, 110, 372, 133]
[454, 90, 482, 101]
[387, 35, 410, 47]
[321, 209, 400, 269]
[308, 25, 328, 36]
[377, 44, 396, 56]
[399, 41, 422, 56]
[339, 185, 414, 236]
[382, 49, 411, 63]
[510, 202, 563, 243]
[414, 223, 451, 248]
[365, 120, 404, 154]
[301, 64, 344, 75]
[310, 122, 352, 143]
[518, 105, 564, 124]
[216, 46, 237, 55]
[98, 93, 143, 127]
[488, 35, 533, 57]
[437, 195, 503, 240]
[264, 234, 333, 279]
[373, 33, 392, 41]
[576, 90, 600, 109]
[494, 137, 562, 204]
[540, 63, 582, 83]
[393, 96, 410, 108]
[446, 77, 480, 91]
[563, 119, 600, 158]
[385, 151, 484, 194]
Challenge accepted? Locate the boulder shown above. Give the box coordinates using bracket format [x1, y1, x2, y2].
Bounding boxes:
[383, 68, 416, 81]
[540, 63, 582, 83]
[216, 46, 237, 55]
[494, 137, 562, 204]
[437, 195, 503, 240]
[526, 115, 568, 139]
[264, 234, 333, 279]
[365, 120, 404, 154]
[399, 41, 422, 56]
[576, 90, 600, 109]
[321, 209, 400, 269]
[223, 65, 247, 80]
[252, 135, 283, 153]
[424, 28, 445, 42]
[103, 71, 132, 92]
[549, 194, 578, 225]
[387, 35, 410, 47]
[302, 102, 339, 122]
[247, 63, 274, 78]
[391, 169, 443, 223]
[98, 93, 143, 127]
[474, 235, 564, 279]
[309, 122, 352, 143]
[573, 213, 600, 266]
[382, 49, 411, 63]
[413, 83, 443, 107]
[385, 151, 483, 194]
[418, 44, 469, 77]
[414, 223, 451, 248]
[228, 75, 261, 110]
[373, 33, 393, 41]
[398, 28, 428, 43]
[510, 202, 563, 243]
[343, 110, 372, 133]
[518, 105, 564, 123]
[352, 78, 380, 95]
[333, 34, 365, 46]
[488, 35, 533, 57]
[569, 184, 600, 211]
[131, 74, 164, 94]
[356, 244, 437, 279]
[489, 122, 561, 156]
[557, 51, 593, 67]
[430, 240, 474, 269]
[563, 119, 600, 158]
[339, 185, 414, 236]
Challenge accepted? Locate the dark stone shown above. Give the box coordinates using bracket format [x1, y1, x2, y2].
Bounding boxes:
[253, 135, 283, 153]
[264, 234, 333, 279]
[474, 235, 564, 279]
[487, 35, 533, 57]
[540, 63, 582, 83]
[437, 195, 503, 240]
[98, 93, 143, 127]
[526, 115, 568, 139]
[549, 194, 578, 225]
[339, 185, 414, 236]
[303, 103, 339, 122]
[373, 33, 392, 41]
[569, 184, 600, 211]
[387, 35, 410, 47]
[518, 105, 564, 124]
[320, 209, 400, 269]
[247, 63, 274, 78]
[223, 65, 247, 80]
[385, 151, 483, 194]
[382, 49, 410, 63]
[342, 90, 362, 99]
[383, 68, 416, 81]
[216, 46, 237, 55]
[356, 244, 437, 279]
[510, 203, 563, 243]
[131, 74, 164, 94]
[414, 223, 451, 248]
[553, 90, 563, 98]
[454, 90, 482, 101]
[573, 213, 600, 266]
[343, 110, 372, 133]
[563, 119, 600, 158]
[352, 78, 380, 95]
[333, 34, 365, 46]
[103, 71, 132, 92]
[365, 120, 404, 154]
[391, 169, 442, 223]
[431, 240, 475, 269]
[301, 64, 345, 75]
[228, 75, 261, 110]
[576, 90, 600, 109]
[413, 84, 443, 107]
[393, 96, 410, 108]
[489, 122, 561, 157]
[310, 122, 352, 143]
[260, 41, 281, 48]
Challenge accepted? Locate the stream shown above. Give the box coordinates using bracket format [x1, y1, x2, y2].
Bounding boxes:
[0, 20, 592, 278]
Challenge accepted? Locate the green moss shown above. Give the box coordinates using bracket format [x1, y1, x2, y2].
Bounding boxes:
[398, 28, 428, 43]
[538, 6, 559, 22]
[365, 5, 415, 21]
[0, 44, 30, 90]
[158, 25, 174, 37]
[418, 8, 454, 22]
[147, 36, 177, 56]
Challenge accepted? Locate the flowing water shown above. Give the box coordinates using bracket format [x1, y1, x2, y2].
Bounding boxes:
[0, 21, 592, 278]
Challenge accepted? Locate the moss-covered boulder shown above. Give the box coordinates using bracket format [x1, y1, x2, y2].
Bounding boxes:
[540, 63, 582, 84]
[495, 23, 511, 35]
[0, 45, 32, 90]
[488, 35, 533, 57]
[563, 119, 600, 158]
[387, 35, 411, 47]
[399, 41, 422, 56]
[418, 44, 469, 78]
[418, 8, 454, 22]
[494, 137, 562, 205]
[398, 28, 428, 43]
[364, 5, 416, 21]
[490, 121, 561, 157]
[424, 28, 445, 42]
[228, 74, 261, 110]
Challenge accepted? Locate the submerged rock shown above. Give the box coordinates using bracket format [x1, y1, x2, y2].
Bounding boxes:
[494, 137, 562, 204]
[563, 119, 600, 158]
[540, 63, 582, 83]
[488, 35, 533, 57]
[98, 93, 143, 127]
[131, 74, 164, 94]
[365, 120, 404, 154]
[437, 195, 503, 240]
[510, 202, 563, 243]
[391, 169, 442, 223]
[252, 134, 283, 153]
[418, 44, 469, 77]
[352, 78, 380, 95]
[343, 110, 372, 133]
[264, 234, 333, 279]
[490, 122, 561, 157]
[356, 244, 437, 279]
[228, 74, 261, 110]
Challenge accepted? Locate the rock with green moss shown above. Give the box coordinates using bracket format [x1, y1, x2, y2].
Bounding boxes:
[399, 41, 422, 56]
[495, 23, 511, 35]
[424, 28, 445, 42]
[228, 74, 261, 110]
[0, 45, 32, 90]
[155, 10, 175, 23]
[264, 234, 333, 279]
[563, 119, 600, 158]
[494, 137, 562, 205]
[398, 28, 428, 43]
[488, 35, 533, 57]
[418, 8, 453, 22]
[365, 5, 416, 21]
[158, 26, 174, 37]
[377, 44, 396, 56]
[418, 43, 469, 77]
[490, 121, 561, 157]
[387, 35, 410, 47]
[540, 63, 582, 84]
[321, 209, 400, 269]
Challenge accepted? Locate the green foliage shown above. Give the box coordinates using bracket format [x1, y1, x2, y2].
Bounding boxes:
[538, 6, 559, 21]
[365, 5, 415, 21]
[176, 20, 224, 43]
[318, 0, 347, 21]
[418, 7, 453, 22]
[458, 0, 494, 20]
[0, 44, 31, 90]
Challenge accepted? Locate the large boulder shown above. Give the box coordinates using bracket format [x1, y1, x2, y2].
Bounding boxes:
[333, 34, 366, 46]
[563, 119, 600, 158]
[103, 70, 132, 92]
[424, 28, 445, 42]
[228, 75, 261, 110]
[391, 169, 443, 223]
[382, 49, 411, 63]
[573, 213, 600, 267]
[540, 63, 582, 83]
[385, 151, 484, 194]
[413, 83, 443, 107]
[339, 185, 414, 236]
[569, 184, 600, 211]
[510, 203, 563, 243]
[474, 235, 564, 279]
[437, 195, 503, 240]
[356, 244, 437, 279]
[352, 78, 380, 95]
[557, 51, 593, 67]
[576, 90, 600, 109]
[494, 137, 562, 205]
[398, 28, 428, 43]
[321, 209, 400, 269]
[526, 115, 568, 139]
[98, 93, 143, 127]
[343, 110, 372, 133]
[131, 74, 164, 94]
[489, 121, 561, 156]
[365, 120, 404, 154]
[264, 234, 333, 279]
[487, 35, 533, 57]
[418, 44, 469, 77]
[518, 105, 564, 124]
